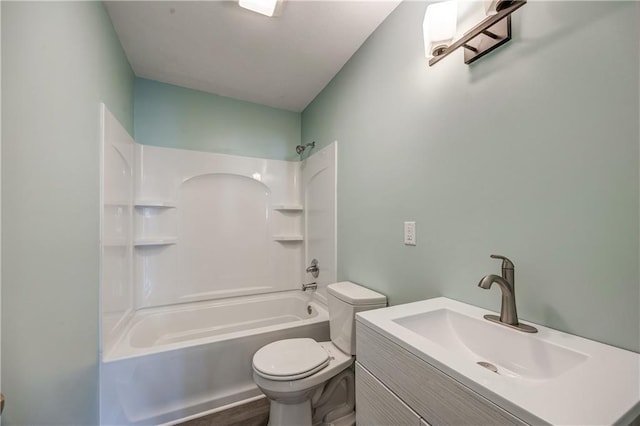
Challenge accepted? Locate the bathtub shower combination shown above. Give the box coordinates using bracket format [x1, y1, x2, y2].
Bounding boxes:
[99, 105, 337, 425]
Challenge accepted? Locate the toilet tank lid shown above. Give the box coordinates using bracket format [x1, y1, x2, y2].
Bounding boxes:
[327, 281, 387, 306]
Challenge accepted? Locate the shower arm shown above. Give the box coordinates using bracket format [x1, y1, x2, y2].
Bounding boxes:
[295, 141, 316, 155]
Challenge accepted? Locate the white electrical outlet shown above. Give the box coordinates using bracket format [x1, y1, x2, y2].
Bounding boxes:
[404, 221, 416, 246]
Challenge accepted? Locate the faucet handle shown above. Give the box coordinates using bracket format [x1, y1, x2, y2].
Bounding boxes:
[306, 258, 319, 278]
[490, 254, 514, 269]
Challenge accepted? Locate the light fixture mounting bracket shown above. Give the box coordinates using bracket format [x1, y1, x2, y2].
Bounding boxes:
[463, 15, 511, 64]
[429, 0, 526, 67]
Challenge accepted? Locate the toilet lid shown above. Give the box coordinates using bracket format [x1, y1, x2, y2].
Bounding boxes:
[253, 338, 329, 381]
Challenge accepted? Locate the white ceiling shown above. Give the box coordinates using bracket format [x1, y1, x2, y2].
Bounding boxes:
[105, 1, 401, 112]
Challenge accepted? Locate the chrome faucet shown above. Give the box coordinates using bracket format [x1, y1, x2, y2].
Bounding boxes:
[478, 255, 537, 333]
[302, 259, 319, 291]
[302, 282, 317, 291]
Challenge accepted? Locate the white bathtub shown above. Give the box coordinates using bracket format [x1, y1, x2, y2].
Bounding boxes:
[99, 291, 329, 425]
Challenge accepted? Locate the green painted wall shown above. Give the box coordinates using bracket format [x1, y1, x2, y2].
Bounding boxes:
[1, 2, 134, 424]
[1, 3, 638, 425]
[302, 1, 640, 352]
[134, 78, 301, 161]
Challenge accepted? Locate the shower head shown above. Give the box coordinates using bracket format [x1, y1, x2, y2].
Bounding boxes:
[296, 141, 316, 156]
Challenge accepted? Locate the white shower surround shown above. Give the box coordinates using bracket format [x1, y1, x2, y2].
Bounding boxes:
[99, 105, 337, 424]
[133, 143, 304, 310]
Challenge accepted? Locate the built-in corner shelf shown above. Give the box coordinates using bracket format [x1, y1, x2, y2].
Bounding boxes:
[134, 200, 177, 208]
[134, 238, 178, 247]
[272, 204, 303, 211]
[272, 235, 304, 242]
[273, 205, 303, 242]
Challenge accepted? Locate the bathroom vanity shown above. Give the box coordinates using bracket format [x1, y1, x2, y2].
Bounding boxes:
[355, 323, 524, 425]
[355, 298, 640, 426]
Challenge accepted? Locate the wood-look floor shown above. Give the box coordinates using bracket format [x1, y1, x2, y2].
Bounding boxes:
[179, 397, 269, 426]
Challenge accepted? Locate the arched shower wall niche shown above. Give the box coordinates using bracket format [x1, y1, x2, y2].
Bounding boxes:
[132, 145, 304, 309]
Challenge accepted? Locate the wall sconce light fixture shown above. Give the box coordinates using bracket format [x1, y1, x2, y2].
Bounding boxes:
[423, 0, 458, 59]
[425, 0, 526, 66]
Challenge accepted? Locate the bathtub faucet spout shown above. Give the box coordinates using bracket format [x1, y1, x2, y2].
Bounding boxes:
[302, 282, 317, 291]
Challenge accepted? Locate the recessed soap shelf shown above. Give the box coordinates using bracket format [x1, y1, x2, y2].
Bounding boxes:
[272, 235, 304, 242]
[134, 237, 178, 247]
[272, 204, 303, 211]
[134, 200, 177, 208]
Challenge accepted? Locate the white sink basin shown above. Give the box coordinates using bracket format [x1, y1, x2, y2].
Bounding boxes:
[357, 297, 640, 425]
[393, 308, 588, 380]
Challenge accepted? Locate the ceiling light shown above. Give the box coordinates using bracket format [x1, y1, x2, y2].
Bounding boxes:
[238, 0, 283, 17]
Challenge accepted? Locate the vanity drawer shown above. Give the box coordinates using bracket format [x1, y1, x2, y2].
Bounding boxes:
[356, 321, 526, 426]
[355, 362, 421, 426]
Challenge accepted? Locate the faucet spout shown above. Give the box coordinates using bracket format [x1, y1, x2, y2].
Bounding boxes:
[302, 282, 317, 291]
[477, 254, 537, 333]
[478, 274, 511, 291]
[478, 274, 518, 325]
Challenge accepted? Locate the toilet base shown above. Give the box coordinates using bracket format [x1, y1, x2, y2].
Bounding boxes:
[316, 411, 355, 426]
[266, 368, 356, 426]
[267, 400, 355, 426]
[268, 400, 312, 426]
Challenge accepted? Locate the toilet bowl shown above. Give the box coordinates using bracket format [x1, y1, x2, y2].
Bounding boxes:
[253, 340, 353, 425]
[252, 282, 386, 426]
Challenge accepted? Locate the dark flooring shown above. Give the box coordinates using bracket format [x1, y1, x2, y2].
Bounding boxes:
[179, 397, 269, 426]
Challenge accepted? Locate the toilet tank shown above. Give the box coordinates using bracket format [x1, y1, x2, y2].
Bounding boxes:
[327, 282, 387, 355]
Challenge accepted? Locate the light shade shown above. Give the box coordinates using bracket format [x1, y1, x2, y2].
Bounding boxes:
[238, 0, 282, 17]
[485, 0, 513, 15]
[484, 0, 499, 16]
[423, 0, 458, 58]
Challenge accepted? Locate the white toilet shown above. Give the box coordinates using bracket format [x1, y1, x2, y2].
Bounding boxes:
[252, 281, 386, 426]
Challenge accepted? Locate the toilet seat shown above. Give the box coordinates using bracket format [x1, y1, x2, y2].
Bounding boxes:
[253, 338, 330, 381]
[252, 341, 354, 396]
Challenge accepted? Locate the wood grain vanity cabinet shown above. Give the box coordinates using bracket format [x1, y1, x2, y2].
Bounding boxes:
[355, 321, 527, 426]
[355, 363, 421, 426]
